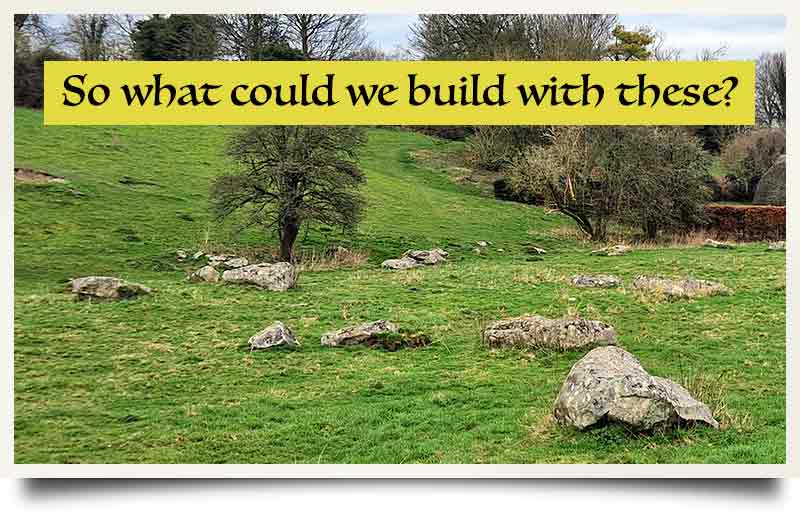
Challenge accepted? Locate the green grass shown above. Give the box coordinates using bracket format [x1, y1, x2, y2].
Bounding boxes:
[14, 108, 785, 463]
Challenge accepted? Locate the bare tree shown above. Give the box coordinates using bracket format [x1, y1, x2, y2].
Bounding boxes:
[63, 14, 113, 60]
[283, 14, 367, 60]
[756, 51, 786, 127]
[525, 14, 617, 60]
[216, 14, 288, 60]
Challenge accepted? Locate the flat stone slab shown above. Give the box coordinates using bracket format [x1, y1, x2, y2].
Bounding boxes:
[381, 256, 420, 270]
[768, 241, 786, 251]
[632, 276, 732, 299]
[590, 244, 631, 256]
[249, 322, 299, 350]
[570, 274, 621, 288]
[703, 239, 735, 249]
[321, 320, 399, 347]
[553, 346, 719, 431]
[188, 265, 220, 283]
[484, 315, 616, 350]
[68, 276, 151, 301]
[222, 262, 296, 291]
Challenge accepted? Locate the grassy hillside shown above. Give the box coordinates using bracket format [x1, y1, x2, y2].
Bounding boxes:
[13, 108, 785, 463]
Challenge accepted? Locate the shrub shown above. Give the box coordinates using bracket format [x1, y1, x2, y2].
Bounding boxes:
[493, 177, 544, 205]
[465, 126, 548, 171]
[704, 204, 785, 241]
[407, 126, 474, 141]
[720, 128, 785, 201]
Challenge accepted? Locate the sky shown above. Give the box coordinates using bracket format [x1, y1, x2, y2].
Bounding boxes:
[365, 14, 785, 59]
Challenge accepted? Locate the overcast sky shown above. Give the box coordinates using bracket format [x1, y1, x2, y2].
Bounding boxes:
[366, 14, 785, 59]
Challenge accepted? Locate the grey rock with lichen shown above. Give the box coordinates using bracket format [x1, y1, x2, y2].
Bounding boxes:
[249, 322, 299, 350]
[632, 276, 732, 299]
[381, 256, 420, 270]
[188, 265, 220, 283]
[68, 276, 151, 301]
[321, 320, 398, 347]
[222, 262, 296, 291]
[484, 315, 616, 350]
[553, 346, 719, 431]
[570, 274, 621, 288]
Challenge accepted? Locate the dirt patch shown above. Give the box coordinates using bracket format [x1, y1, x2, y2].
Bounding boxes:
[14, 168, 66, 184]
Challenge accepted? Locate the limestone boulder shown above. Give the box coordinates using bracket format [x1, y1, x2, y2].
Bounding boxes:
[222, 262, 296, 291]
[484, 315, 616, 350]
[570, 275, 621, 288]
[632, 276, 732, 299]
[591, 245, 631, 256]
[68, 276, 151, 301]
[768, 241, 786, 251]
[188, 265, 220, 283]
[553, 346, 719, 431]
[249, 322, 299, 350]
[321, 320, 399, 347]
[381, 257, 419, 270]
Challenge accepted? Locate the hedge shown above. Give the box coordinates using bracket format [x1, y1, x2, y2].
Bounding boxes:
[704, 204, 785, 241]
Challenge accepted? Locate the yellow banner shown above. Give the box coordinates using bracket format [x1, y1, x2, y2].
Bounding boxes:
[44, 60, 755, 125]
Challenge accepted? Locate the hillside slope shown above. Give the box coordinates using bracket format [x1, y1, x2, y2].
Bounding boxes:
[13, 108, 785, 464]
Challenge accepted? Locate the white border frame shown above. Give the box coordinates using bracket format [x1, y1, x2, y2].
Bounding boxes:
[1, 0, 795, 478]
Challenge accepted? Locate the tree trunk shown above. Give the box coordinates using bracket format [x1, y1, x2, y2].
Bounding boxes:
[279, 221, 300, 262]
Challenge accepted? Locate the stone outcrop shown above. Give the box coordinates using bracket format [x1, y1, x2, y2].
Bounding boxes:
[188, 265, 220, 283]
[570, 275, 621, 288]
[321, 320, 399, 347]
[68, 276, 152, 301]
[632, 276, 732, 299]
[248, 322, 299, 350]
[221, 262, 296, 291]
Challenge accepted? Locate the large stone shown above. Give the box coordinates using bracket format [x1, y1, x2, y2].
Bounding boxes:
[590, 244, 631, 256]
[68, 276, 152, 301]
[768, 241, 786, 251]
[632, 276, 732, 299]
[703, 239, 735, 249]
[222, 262, 296, 291]
[484, 315, 616, 350]
[248, 322, 299, 350]
[753, 154, 786, 206]
[570, 274, 621, 288]
[381, 256, 420, 270]
[553, 346, 719, 431]
[321, 320, 399, 347]
[403, 248, 448, 265]
[188, 265, 220, 283]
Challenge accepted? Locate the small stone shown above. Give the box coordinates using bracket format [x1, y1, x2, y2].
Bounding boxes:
[248, 322, 299, 350]
[571, 274, 621, 288]
[192, 250, 205, 260]
[703, 239, 735, 249]
[402, 248, 448, 265]
[222, 262, 296, 291]
[591, 244, 631, 256]
[321, 320, 399, 347]
[382, 257, 419, 270]
[768, 241, 786, 251]
[176, 250, 188, 261]
[632, 276, 732, 299]
[68, 276, 151, 301]
[529, 246, 547, 255]
[477, 241, 489, 247]
[553, 346, 719, 431]
[188, 265, 220, 283]
[484, 314, 616, 351]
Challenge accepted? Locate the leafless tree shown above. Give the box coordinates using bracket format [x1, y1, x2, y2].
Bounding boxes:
[756, 51, 786, 127]
[283, 14, 367, 60]
[216, 14, 287, 60]
[63, 14, 114, 60]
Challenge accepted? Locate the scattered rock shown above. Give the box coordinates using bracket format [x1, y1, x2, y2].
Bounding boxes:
[176, 250, 188, 261]
[528, 246, 547, 255]
[208, 254, 249, 270]
[188, 265, 220, 283]
[192, 251, 205, 260]
[632, 276, 732, 299]
[321, 320, 399, 347]
[477, 241, 490, 247]
[381, 256, 419, 270]
[248, 322, 299, 350]
[222, 262, 296, 291]
[68, 276, 152, 301]
[768, 241, 786, 251]
[553, 346, 719, 431]
[402, 248, 448, 265]
[703, 239, 735, 249]
[591, 244, 631, 256]
[14, 167, 66, 184]
[570, 274, 621, 288]
[753, 154, 785, 206]
[483, 315, 616, 351]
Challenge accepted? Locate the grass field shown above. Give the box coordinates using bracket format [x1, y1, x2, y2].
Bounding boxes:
[13, 108, 785, 463]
